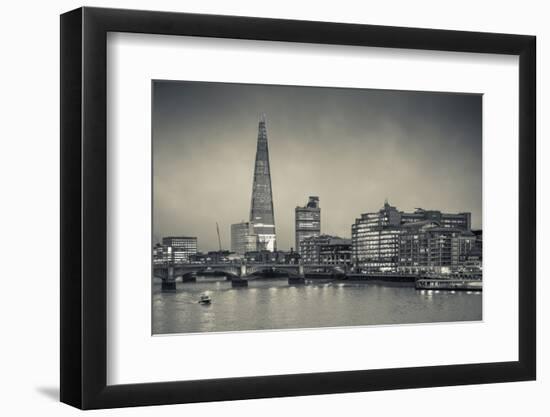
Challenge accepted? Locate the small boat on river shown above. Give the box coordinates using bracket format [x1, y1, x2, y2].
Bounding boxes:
[198, 294, 212, 305]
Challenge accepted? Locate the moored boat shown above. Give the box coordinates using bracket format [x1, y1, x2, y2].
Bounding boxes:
[415, 277, 482, 291]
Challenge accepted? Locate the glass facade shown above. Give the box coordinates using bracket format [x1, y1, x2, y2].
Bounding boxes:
[249, 114, 277, 251]
[231, 221, 258, 255]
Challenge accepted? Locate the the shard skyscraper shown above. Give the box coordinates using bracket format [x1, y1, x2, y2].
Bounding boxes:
[249, 114, 277, 251]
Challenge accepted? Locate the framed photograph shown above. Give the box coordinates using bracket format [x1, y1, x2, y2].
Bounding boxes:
[60, 6, 536, 409]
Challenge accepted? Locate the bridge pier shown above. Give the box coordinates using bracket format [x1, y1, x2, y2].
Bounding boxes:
[230, 263, 249, 287]
[288, 263, 305, 284]
[161, 266, 177, 292]
[231, 278, 248, 287]
[288, 276, 305, 285]
[161, 280, 177, 291]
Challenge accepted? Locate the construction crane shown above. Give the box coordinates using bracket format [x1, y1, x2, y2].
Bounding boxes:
[216, 222, 222, 252]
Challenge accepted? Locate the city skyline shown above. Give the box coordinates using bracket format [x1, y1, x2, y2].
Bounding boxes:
[153, 80, 482, 252]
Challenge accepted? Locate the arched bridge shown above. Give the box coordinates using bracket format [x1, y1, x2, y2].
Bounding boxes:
[153, 263, 242, 281]
[154, 262, 348, 290]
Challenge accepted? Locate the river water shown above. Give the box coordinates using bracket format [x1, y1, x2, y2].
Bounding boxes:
[152, 278, 482, 335]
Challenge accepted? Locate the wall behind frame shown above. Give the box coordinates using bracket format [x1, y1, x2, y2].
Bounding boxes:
[0, 0, 545, 416]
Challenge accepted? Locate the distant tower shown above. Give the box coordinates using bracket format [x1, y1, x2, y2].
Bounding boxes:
[249, 114, 277, 251]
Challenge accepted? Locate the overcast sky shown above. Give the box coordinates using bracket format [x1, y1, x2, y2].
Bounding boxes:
[153, 80, 482, 252]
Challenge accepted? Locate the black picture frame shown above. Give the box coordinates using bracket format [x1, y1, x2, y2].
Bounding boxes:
[60, 6, 536, 410]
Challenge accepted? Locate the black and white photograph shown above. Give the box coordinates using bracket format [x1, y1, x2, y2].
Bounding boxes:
[1, 0, 544, 413]
[152, 81, 483, 335]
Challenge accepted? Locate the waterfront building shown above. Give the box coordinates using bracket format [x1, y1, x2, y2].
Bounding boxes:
[300, 235, 332, 264]
[295, 196, 321, 253]
[351, 201, 475, 273]
[351, 201, 402, 272]
[242, 249, 300, 264]
[452, 233, 478, 268]
[284, 249, 301, 264]
[300, 234, 350, 265]
[319, 238, 352, 266]
[161, 236, 197, 264]
[465, 230, 483, 272]
[249, 114, 277, 251]
[397, 221, 477, 274]
[189, 252, 207, 264]
[153, 243, 165, 265]
[472, 229, 483, 251]
[231, 221, 258, 255]
[204, 250, 239, 263]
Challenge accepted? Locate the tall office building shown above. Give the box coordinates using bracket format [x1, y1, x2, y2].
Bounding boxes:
[295, 196, 321, 253]
[249, 114, 277, 251]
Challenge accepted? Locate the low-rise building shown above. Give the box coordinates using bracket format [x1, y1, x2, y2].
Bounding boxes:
[398, 221, 477, 274]
[244, 250, 290, 264]
[300, 234, 350, 265]
[401, 208, 471, 230]
[284, 249, 301, 264]
[319, 238, 352, 266]
[161, 236, 197, 264]
[204, 250, 239, 263]
[153, 243, 165, 265]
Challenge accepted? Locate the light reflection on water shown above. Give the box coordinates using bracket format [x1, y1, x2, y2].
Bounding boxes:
[152, 278, 482, 335]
